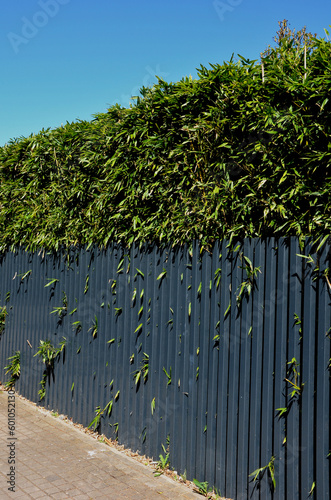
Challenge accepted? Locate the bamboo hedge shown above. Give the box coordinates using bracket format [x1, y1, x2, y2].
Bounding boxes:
[0, 22, 330, 251]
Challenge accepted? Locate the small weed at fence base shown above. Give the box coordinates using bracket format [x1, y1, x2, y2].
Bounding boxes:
[4, 351, 21, 389]
[193, 478, 212, 497]
[154, 442, 170, 476]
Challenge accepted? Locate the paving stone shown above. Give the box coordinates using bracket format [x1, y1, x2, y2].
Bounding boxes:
[29, 491, 51, 499]
[21, 485, 42, 494]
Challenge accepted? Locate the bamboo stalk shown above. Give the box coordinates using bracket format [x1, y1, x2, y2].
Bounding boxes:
[304, 45, 307, 80]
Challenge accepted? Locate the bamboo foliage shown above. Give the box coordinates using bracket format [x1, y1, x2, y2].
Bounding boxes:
[0, 23, 330, 251]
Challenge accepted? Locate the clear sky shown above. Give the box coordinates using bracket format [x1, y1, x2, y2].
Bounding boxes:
[0, 0, 330, 146]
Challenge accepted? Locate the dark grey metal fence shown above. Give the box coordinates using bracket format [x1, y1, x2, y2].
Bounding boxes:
[0, 238, 330, 500]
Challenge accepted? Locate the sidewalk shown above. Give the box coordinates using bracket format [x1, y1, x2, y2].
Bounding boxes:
[0, 388, 202, 499]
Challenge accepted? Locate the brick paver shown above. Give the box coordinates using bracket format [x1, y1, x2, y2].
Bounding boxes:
[0, 388, 201, 499]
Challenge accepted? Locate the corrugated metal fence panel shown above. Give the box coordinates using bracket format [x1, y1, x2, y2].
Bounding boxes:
[315, 242, 331, 500]
[0, 238, 330, 500]
[195, 243, 211, 480]
[177, 244, 192, 476]
[273, 239, 289, 500]
[205, 241, 222, 487]
[260, 237, 277, 500]
[236, 239, 254, 500]
[168, 246, 185, 472]
[286, 238, 302, 500]
[226, 245, 242, 498]
[216, 240, 232, 496]
[247, 238, 264, 500]
[301, 240, 317, 499]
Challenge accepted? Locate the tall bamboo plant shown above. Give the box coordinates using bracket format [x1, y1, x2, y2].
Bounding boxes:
[0, 22, 330, 251]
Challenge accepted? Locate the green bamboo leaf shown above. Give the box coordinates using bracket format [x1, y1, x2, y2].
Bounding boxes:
[163, 366, 172, 385]
[134, 370, 141, 385]
[19, 270, 32, 281]
[320, 98, 328, 111]
[44, 278, 59, 287]
[135, 268, 144, 278]
[243, 256, 253, 268]
[316, 234, 329, 252]
[114, 307, 122, 317]
[309, 481, 316, 496]
[157, 269, 167, 281]
[134, 323, 143, 334]
[107, 400, 113, 416]
[117, 258, 124, 274]
[276, 407, 287, 417]
[84, 274, 89, 294]
[224, 302, 231, 318]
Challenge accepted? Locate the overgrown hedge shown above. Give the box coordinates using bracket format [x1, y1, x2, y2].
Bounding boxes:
[0, 25, 330, 250]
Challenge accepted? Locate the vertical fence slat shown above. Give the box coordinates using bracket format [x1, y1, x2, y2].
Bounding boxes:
[130, 244, 142, 451]
[156, 246, 170, 455]
[272, 239, 288, 500]
[285, 238, 302, 499]
[226, 246, 242, 498]
[113, 245, 127, 445]
[178, 244, 191, 476]
[167, 248, 183, 473]
[248, 239, 266, 499]
[100, 247, 113, 439]
[110, 244, 122, 442]
[315, 243, 331, 500]
[137, 246, 150, 456]
[259, 238, 277, 500]
[205, 242, 222, 487]
[236, 239, 254, 500]
[186, 240, 201, 480]
[195, 247, 212, 481]
[149, 245, 163, 458]
[216, 240, 231, 496]
[300, 241, 317, 499]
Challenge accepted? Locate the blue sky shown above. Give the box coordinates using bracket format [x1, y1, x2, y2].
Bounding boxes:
[0, 0, 330, 146]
